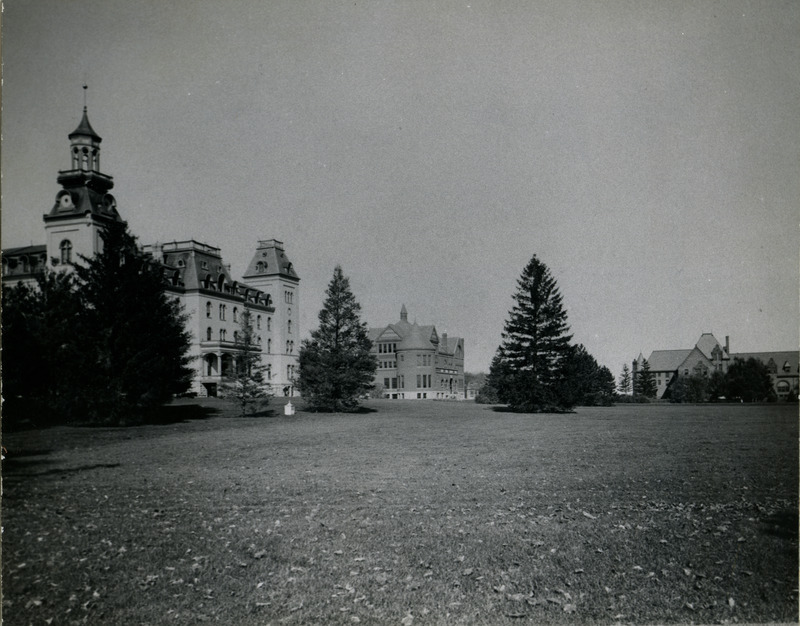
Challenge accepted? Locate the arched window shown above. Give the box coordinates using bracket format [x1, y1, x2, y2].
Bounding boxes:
[267, 338, 272, 353]
[777, 380, 790, 394]
[220, 328, 227, 341]
[288, 320, 292, 334]
[206, 302, 212, 318]
[233, 307, 238, 322]
[267, 317, 272, 331]
[234, 331, 239, 343]
[60, 240, 73, 264]
[257, 315, 261, 329]
[219, 304, 225, 320]
[206, 327, 212, 341]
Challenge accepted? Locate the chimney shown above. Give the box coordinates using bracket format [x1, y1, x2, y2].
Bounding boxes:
[725, 336, 730, 355]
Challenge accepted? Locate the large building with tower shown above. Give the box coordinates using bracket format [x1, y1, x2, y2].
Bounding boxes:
[368, 305, 465, 400]
[2, 106, 300, 397]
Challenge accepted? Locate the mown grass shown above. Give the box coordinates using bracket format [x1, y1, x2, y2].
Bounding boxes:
[1, 400, 797, 625]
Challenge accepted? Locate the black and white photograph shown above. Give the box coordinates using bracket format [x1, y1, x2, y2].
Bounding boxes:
[1, 1, 798, 623]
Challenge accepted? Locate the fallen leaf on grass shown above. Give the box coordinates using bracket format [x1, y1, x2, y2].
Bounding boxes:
[582, 511, 596, 520]
[505, 612, 526, 618]
[563, 603, 577, 613]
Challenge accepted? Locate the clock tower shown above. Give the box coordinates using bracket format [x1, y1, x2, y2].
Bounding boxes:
[44, 103, 124, 270]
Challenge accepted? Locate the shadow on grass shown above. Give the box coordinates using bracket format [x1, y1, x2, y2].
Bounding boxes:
[761, 509, 799, 541]
[488, 405, 575, 414]
[4, 462, 122, 480]
[143, 403, 221, 425]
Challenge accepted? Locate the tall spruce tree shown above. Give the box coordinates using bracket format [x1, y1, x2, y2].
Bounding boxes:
[618, 363, 632, 395]
[298, 266, 377, 412]
[221, 309, 271, 416]
[73, 221, 193, 424]
[488, 254, 574, 412]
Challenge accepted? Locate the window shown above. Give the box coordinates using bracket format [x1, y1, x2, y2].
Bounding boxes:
[206, 302, 212, 318]
[266, 365, 271, 380]
[206, 327, 212, 340]
[783, 361, 792, 373]
[286, 341, 291, 353]
[219, 304, 225, 320]
[234, 331, 239, 343]
[384, 378, 390, 388]
[288, 320, 292, 334]
[233, 307, 238, 322]
[267, 317, 272, 331]
[220, 329, 227, 341]
[60, 240, 72, 264]
[400, 375, 404, 389]
[257, 315, 261, 329]
[391, 378, 397, 389]
[417, 374, 421, 388]
[267, 338, 272, 353]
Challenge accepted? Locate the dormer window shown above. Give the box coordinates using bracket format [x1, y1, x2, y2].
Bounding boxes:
[783, 361, 792, 373]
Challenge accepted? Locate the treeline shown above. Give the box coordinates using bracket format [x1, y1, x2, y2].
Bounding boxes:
[2, 222, 193, 427]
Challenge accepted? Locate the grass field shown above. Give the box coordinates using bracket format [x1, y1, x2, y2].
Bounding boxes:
[2, 400, 797, 625]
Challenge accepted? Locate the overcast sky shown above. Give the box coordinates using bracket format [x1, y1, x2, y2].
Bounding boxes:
[2, 0, 798, 374]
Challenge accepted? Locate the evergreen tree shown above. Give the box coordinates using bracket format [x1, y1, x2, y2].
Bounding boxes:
[488, 254, 573, 412]
[73, 221, 193, 424]
[618, 363, 632, 395]
[634, 359, 658, 399]
[298, 266, 377, 412]
[221, 309, 272, 416]
[560, 344, 616, 406]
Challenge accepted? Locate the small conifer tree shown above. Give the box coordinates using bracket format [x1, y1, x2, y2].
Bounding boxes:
[618, 363, 632, 395]
[221, 309, 271, 416]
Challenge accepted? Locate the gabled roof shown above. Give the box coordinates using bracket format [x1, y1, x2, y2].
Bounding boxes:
[695, 333, 728, 360]
[646, 349, 693, 372]
[399, 323, 436, 351]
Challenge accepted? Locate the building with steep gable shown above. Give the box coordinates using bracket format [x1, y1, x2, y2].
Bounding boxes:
[2, 106, 300, 398]
[368, 305, 465, 399]
[633, 333, 798, 400]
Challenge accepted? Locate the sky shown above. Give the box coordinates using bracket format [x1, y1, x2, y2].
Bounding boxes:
[2, 0, 798, 375]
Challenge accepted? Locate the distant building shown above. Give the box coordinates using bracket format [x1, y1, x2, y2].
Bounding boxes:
[369, 305, 465, 399]
[2, 106, 300, 397]
[633, 333, 798, 400]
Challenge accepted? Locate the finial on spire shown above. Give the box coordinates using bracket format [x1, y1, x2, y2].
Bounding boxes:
[83, 84, 88, 111]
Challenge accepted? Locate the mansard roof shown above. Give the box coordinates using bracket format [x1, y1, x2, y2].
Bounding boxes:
[242, 239, 299, 281]
[147, 240, 274, 307]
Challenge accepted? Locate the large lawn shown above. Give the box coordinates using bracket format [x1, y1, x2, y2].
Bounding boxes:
[2, 400, 797, 625]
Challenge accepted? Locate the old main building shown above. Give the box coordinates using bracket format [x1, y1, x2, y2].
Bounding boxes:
[2, 106, 300, 397]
